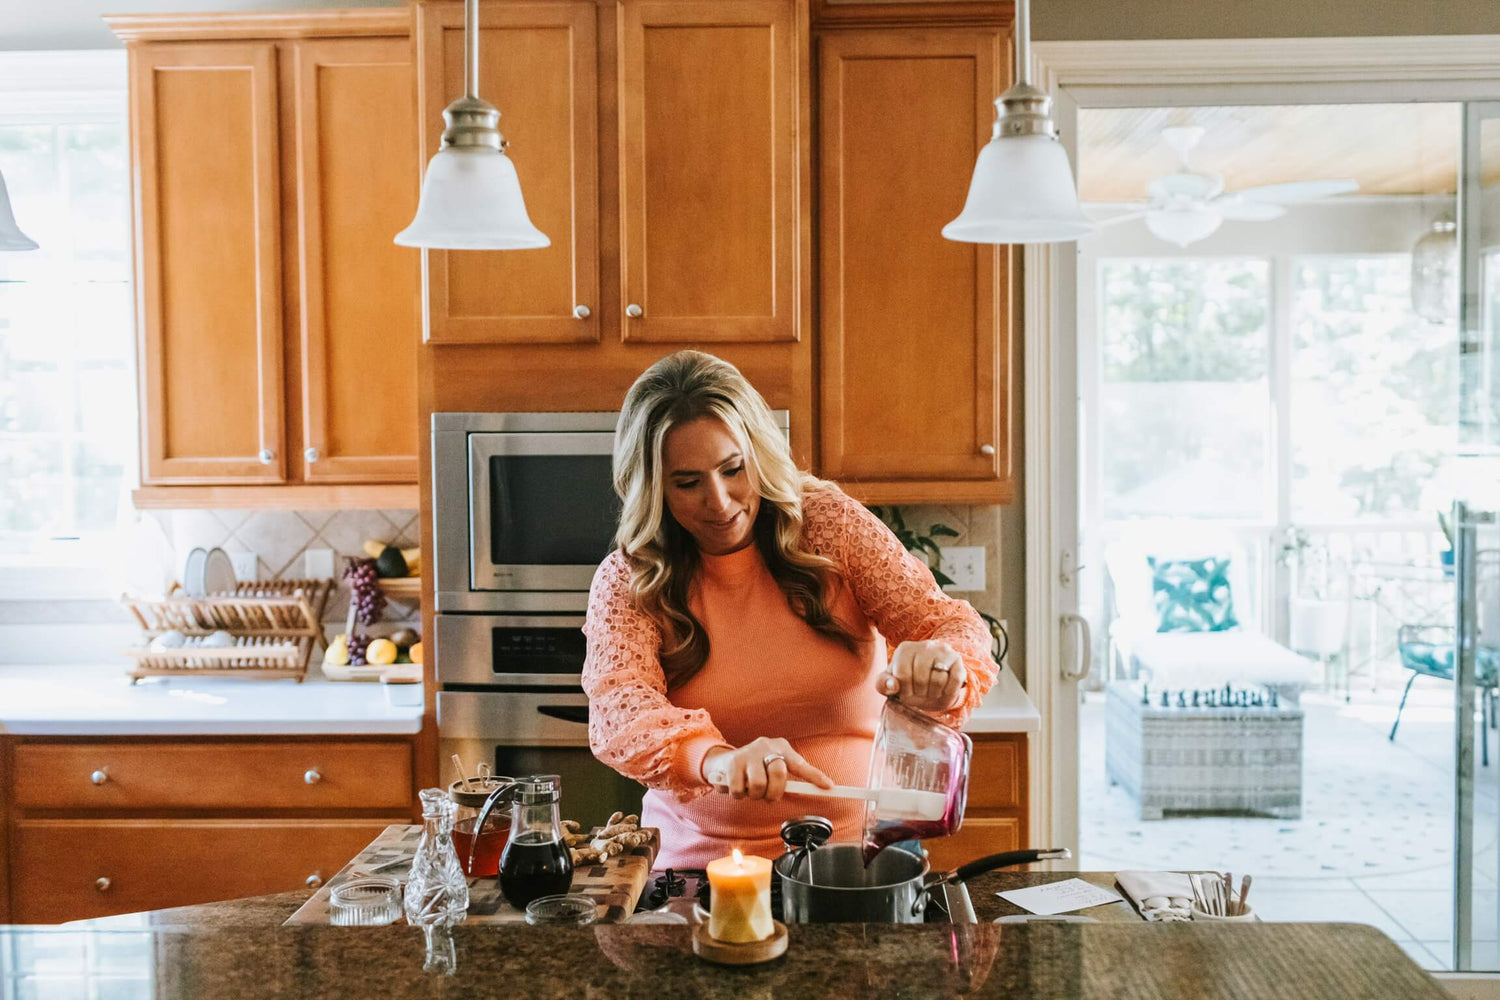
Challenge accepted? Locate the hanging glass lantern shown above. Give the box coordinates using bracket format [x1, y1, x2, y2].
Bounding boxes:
[1411, 210, 1457, 325]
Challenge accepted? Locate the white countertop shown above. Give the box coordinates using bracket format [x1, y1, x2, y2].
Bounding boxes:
[963, 667, 1040, 733]
[0, 663, 424, 736]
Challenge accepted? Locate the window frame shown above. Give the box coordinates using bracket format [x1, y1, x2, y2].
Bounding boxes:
[0, 51, 132, 598]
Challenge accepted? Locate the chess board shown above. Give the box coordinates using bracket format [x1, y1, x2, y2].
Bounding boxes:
[283, 824, 659, 926]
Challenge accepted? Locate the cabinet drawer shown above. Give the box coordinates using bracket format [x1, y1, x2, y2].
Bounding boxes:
[13, 741, 412, 811]
[967, 736, 1024, 810]
[922, 818, 1021, 872]
[11, 819, 395, 924]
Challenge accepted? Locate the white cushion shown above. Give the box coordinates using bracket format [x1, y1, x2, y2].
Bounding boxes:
[1132, 631, 1319, 690]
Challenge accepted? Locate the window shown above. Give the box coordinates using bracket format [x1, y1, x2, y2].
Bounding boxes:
[1098, 258, 1272, 520]
[1290, 255, 1457, 520]
[0, 53, 134, 573]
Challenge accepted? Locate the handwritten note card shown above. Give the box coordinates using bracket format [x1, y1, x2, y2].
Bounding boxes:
[996, 878, 1123, 916]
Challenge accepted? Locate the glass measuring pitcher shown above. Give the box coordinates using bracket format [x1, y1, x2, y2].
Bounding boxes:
[861, 699, 972, 863]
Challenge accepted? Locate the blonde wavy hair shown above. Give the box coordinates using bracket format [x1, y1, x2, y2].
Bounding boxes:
[613, 351, 858, 688]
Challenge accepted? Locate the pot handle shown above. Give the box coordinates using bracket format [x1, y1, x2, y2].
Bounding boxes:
[942, 848, 1073, 887]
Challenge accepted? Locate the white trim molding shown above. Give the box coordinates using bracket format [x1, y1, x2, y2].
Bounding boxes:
[1020, 32, 1500, 862]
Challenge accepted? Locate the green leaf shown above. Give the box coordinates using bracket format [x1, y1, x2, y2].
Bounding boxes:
[932, 569, 955, 587]
[929, 524, 960, 538]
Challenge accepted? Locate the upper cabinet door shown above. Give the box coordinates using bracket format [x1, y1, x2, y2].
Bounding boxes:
[817, 29, 1013, 503]
[618, 0, 803, 343]
[292, 37, 420, 483]
[132, 42, 285, 484]
[416, 1, 599, 345]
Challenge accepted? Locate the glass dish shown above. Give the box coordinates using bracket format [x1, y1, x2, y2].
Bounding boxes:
[524, 893, 598, 927]
[329, 876, 403, 926]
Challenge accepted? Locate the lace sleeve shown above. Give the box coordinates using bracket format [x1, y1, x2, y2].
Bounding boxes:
[805, 488, 999, 728]
[581, 552, 726, 798]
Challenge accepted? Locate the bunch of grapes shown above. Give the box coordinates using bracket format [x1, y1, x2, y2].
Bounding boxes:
[346, 632, 371, 667]
[343, 558, 387, 626]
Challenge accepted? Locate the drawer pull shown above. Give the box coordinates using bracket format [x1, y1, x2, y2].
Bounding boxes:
[95, 877, 112, 892]
[625, 303, 643, 319]
[90, 769, 109, 785]
[304, 769, 322, 785]
[306, 873, 323, 889]
[979, 444, 996, 456]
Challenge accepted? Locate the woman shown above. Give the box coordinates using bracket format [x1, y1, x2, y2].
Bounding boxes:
[582, 351, 999, 867]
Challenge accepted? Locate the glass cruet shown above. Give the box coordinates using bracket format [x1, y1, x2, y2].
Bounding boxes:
[404, 787, 470, 926]
[497, 774, 574, 910]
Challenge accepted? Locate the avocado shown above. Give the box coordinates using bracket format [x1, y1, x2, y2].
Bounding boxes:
[375, 544, 409, 578]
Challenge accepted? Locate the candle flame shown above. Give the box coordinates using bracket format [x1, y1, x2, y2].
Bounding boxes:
[732, 848, 744, 865]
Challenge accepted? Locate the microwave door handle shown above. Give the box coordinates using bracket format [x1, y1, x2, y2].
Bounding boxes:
[536, 705, 591, 725]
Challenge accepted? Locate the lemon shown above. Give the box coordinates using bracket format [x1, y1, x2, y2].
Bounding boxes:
[367, 638, 399, 666]
[409, 641, 423, 665]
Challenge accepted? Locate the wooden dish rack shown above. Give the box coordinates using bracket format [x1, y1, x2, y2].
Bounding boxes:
[122, 579, 335, 682]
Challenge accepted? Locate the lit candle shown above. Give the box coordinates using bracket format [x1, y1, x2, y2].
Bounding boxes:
[705, 848, 774, 943]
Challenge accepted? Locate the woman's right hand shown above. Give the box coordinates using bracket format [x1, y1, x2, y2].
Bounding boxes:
[700, 737, 834, 802]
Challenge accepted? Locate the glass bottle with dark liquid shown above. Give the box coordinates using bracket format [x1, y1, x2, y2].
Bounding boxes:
[497, 774, 574, 910]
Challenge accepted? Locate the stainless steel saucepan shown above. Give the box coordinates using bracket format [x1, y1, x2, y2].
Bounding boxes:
[775, 817, 1070, 924]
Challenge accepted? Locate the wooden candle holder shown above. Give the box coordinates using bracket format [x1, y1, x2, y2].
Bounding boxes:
[691, 920, 788, 965]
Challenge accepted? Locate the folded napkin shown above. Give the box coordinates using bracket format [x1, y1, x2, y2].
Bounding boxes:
[1115, 870, 1195, 922]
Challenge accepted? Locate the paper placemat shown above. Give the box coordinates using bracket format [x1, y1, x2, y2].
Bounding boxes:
[283, 824, 658, 926]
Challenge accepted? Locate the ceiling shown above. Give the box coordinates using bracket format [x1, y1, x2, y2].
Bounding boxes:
[1076, 104, 1500, 203]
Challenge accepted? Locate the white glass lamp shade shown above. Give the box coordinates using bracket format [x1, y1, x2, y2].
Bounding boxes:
[0, 169, 38, 252]
[1410, 214, 1457, 324]
[943, 133, 1094, 245]
[394, 146, 549, 250]
[1145, 207, 1223, 248]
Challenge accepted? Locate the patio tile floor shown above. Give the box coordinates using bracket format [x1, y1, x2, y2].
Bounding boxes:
[1079, 675, 1500, 971]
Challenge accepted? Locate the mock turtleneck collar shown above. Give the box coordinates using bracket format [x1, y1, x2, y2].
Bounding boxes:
[697, 540, 764, 582]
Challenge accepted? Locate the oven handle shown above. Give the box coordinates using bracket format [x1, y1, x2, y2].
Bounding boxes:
[536, 705, 591, 725]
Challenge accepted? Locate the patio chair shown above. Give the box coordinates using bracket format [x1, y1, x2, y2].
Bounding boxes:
[1104, 530, 1319, 702]
[1391, 624, 1500, 765]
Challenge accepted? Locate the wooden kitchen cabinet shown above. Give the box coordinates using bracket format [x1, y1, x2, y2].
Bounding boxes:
[817, 28, 1014, 504]
[415, 0, 806, 346]
[4, 734, 416, 924]
[114, 13, 421, 503]
[924, 732, 1028, 870]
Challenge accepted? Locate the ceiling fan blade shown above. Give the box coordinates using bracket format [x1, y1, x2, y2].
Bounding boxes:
[1216, 200, 1285, 221]
[1083, 204, 1149, 226]
[1233, 179, 1359, 203]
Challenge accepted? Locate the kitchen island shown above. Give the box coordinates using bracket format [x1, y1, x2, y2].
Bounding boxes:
[8, 874, 1445, 999]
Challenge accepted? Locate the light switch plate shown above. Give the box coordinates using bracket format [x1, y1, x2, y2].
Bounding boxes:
[305, 548, 336, 579]
[228, 551, 258, 582]
[941, 546, 985, 592]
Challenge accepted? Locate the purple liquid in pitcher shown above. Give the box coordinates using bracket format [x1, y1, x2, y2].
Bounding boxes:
[861, 781, 967, 866]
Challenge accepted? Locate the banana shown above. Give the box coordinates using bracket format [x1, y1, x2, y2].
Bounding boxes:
[362, 540, 386, 559]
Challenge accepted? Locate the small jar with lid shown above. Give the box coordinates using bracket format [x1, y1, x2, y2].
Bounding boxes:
[448, 774, 511, 877]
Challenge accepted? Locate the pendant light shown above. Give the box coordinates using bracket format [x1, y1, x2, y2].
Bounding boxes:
[942, 0, 1092, 245]
[0, 169, 39, 251]
[394, 0, 548, 250]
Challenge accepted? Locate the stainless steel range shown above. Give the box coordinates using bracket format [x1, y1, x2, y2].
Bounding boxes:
[430, 410, 788, 827]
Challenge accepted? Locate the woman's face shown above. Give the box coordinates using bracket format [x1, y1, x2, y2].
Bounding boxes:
[661, 415, 760, 555]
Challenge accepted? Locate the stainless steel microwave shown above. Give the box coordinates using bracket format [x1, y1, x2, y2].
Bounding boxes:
[432, 410, 790, 614]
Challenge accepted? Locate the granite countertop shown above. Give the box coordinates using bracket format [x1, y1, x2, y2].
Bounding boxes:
[0, 663, 423, 735]
[963, 668, 1039, 734]
[17, 873, 1442, 998]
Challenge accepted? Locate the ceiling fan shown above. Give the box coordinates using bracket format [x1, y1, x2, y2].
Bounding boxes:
[1086, 126, 1359, 246]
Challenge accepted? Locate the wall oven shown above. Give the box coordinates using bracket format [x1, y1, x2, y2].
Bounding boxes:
[430, 410, 786, 827]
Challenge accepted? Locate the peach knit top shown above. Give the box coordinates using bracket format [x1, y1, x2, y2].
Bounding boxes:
[581, 485, 999, 869]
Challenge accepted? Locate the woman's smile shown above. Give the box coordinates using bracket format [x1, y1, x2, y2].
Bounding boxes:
[663, 416, 760, 555]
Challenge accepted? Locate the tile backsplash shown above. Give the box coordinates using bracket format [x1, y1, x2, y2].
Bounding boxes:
[144, 508, 421, 628]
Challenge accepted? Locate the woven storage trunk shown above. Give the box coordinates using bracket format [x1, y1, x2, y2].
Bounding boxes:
[1105, 682, 1304, 820]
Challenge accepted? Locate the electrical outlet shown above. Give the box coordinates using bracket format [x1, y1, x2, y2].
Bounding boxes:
[228, 550, 258, 582]
[940, 546, 985, 592]
[305, 548, 336, 579]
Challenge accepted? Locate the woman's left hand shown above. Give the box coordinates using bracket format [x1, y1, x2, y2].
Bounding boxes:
[877, 640, 966, 712]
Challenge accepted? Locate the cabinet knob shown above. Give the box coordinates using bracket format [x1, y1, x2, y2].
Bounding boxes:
[306, 873, 323, 889]
[572, 304, 590, 319]
[90, 769, 109, 785]
[258, 448, 275, 464]
[304, 447, 319, 462]
[979, 444, 996, 456]
[625, 303, 643, 319]
[304, 769, 322, 785]
[96, 877, 112, 892]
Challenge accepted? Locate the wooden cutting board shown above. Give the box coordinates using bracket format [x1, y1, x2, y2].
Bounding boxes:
[283, 823, 659, 926]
